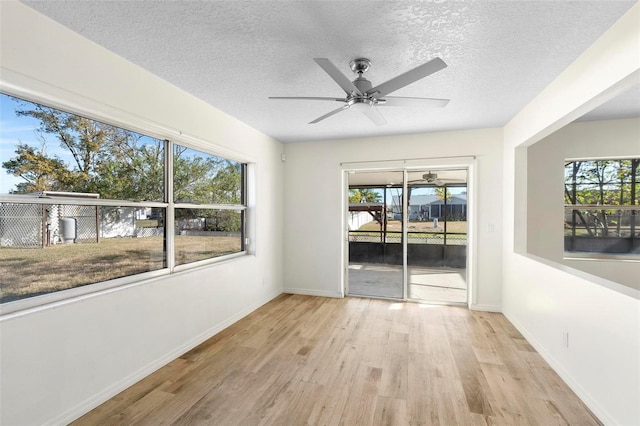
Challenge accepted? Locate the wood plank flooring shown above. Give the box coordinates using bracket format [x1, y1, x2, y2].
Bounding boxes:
[72, 294, 601, 425]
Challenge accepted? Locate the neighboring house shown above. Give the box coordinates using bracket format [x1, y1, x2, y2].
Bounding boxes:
[391, 194, 468, 220]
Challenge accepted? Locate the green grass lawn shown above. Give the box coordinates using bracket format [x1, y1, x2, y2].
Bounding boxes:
[0, 235, 241, 304]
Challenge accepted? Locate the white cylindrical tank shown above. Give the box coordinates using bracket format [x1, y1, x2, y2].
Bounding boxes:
[60, 217, 76, 244]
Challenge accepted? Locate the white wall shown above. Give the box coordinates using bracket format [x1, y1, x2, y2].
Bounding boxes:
[503, 3, 640, 425]
[527, 118, 640, 289]
[283, 128, 503, 311]
[0, 2, 283, 425]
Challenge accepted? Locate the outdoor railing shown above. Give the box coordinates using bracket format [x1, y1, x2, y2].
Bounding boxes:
[348, 230, 467, 245]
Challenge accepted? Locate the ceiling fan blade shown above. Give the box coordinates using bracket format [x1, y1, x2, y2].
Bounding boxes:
[309, 105, 350, 124]
[367, 57, 447, 97]
[378, 96, 450, 108]
[361, 105, 386, 126]
[314, 58, 362, 96]
[408, 180, 438, 186]
[269, 96, 345, 102]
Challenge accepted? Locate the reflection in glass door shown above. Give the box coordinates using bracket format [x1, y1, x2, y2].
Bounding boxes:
[406, 170, 468, 303]
[347, 171, 404, 299]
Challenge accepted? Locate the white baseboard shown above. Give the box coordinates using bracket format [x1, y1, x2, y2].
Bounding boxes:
[51, 289, 283, 426]
[283, 287, 344, 298]
[469, 303, 502, 312]
[503, 312, 614, 426]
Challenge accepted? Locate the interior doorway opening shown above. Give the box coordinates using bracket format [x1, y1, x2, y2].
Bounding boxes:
[346, 168, 468, 304]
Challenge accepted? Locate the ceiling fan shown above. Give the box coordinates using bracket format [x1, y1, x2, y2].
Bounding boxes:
[409, 171, 465, 186]
[269, 57, 449, 125]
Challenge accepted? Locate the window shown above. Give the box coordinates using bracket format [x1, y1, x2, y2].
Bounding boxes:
[0, 93, 247, 307]
[173, 145, 245, 266]
[564, 158, 639, 258]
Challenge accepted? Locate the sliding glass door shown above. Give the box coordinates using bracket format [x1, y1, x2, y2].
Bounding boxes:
[406, 171, 468, 303]
[346, 168, 468, 304]
[347, 171, 404, 299]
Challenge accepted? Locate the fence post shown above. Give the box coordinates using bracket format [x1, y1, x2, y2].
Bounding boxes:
[41, 204, 46, 248]
[96, 206, 100, 244]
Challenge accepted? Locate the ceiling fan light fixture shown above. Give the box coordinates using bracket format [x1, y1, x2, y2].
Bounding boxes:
[348, 98, 374, 112]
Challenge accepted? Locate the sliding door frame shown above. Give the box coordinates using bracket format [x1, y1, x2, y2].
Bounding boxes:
[342, 156, 477, 306]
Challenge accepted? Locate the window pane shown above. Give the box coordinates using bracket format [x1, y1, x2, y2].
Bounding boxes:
[0, 203, 166, 303]
[565, 208, 639, 238]
[0, 93, 165, 201]
[175, 208, 243, 265]
[565, 159, 639, 205]
[564, 208, 640, 254]
[173, 145, 242, 204]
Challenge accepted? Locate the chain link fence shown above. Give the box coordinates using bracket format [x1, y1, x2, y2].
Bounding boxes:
[349, 231, 467, 245]
[60, 204, 99, 242]
[0, 203, 42, 248]
[1, 203, 163, 248]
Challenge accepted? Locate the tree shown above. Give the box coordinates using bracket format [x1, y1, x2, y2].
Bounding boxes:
[92, 140, 165, 201]
[2, 144, 73, 193]
[3, 97, 166, 200]
[349, 188, 381, 203]
[15, 104, 132, 185]
[201, 161, 243, 232]
[435, 186, 452, 202]
[173, 147, 243, 232]
[3, 97, 244, 234]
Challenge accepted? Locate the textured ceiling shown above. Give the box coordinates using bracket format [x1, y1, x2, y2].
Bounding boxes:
[23, 1, 637, 143]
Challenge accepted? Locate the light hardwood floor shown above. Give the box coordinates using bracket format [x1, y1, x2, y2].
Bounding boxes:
[72, 294, 601, 425]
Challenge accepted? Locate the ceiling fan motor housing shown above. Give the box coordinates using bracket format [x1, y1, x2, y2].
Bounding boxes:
[350, 58, 375, 98]
[353, 77, 373, 95]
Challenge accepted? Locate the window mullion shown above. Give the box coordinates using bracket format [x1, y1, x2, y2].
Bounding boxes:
[242, 163, 247, 251]
[166, 139, 175, 271]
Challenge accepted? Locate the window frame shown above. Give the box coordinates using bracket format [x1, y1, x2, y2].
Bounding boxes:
[171, 140, 248, 269]
[0, 89, 251, 315]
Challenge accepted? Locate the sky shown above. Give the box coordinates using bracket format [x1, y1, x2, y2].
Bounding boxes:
[0, 93, 76, 194]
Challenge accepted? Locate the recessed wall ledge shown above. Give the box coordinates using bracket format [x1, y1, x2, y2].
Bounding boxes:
[516, 252, 640, 300]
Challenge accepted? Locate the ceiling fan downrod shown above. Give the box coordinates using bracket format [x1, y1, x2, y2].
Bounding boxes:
[349, 58, 375, 98]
